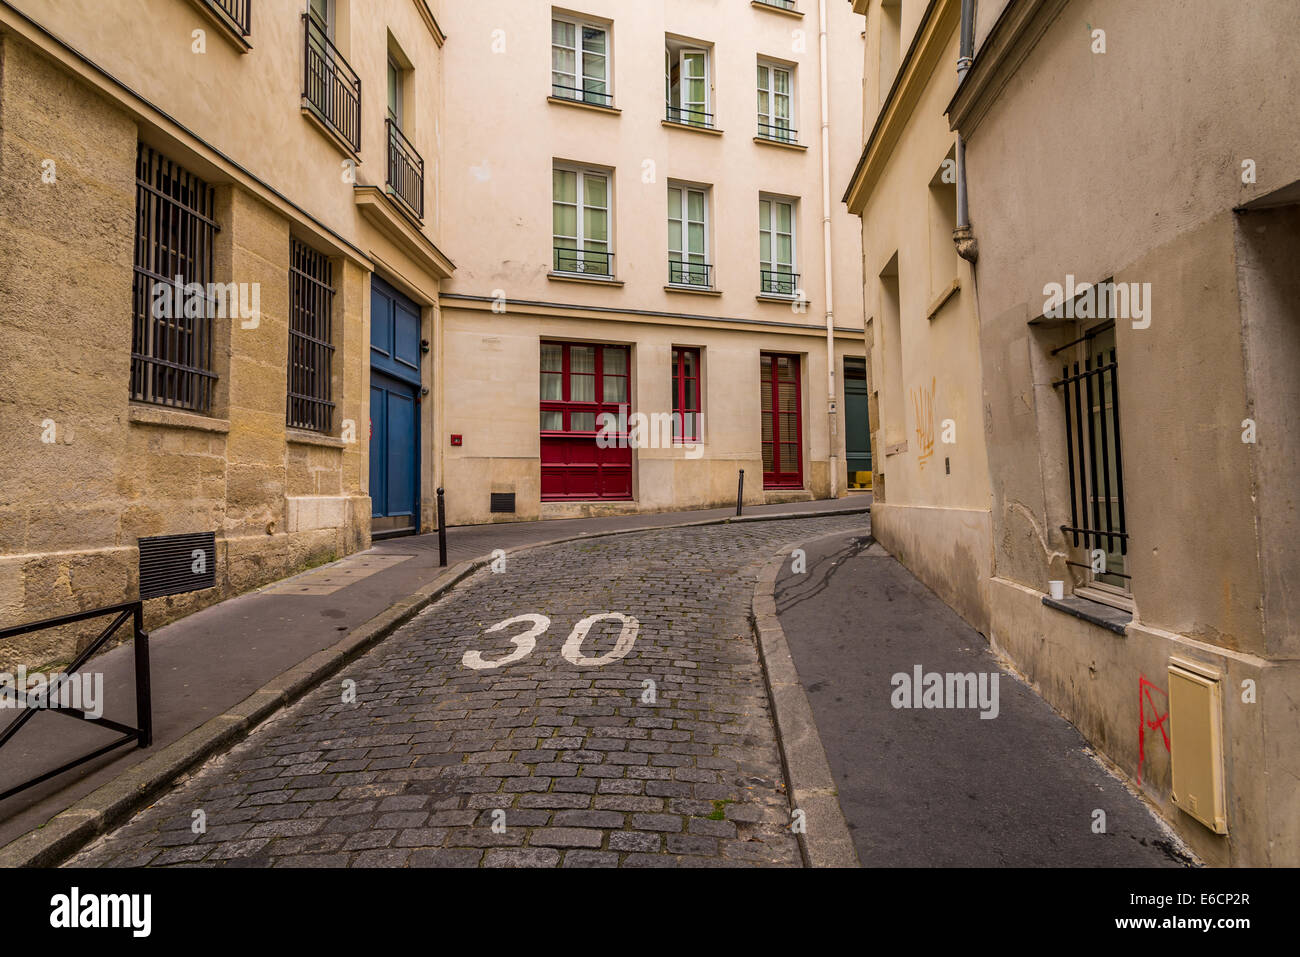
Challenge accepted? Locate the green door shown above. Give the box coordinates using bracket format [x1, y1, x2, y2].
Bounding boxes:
[844, 357, 871, 486]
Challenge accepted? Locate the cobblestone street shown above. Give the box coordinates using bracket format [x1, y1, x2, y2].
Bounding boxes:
[69, 515, 871, 868]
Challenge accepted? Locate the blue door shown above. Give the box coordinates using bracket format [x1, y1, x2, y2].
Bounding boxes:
[369, 278, 422, 536]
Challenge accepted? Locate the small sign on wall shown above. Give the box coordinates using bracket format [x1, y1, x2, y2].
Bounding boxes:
[138, 532, 217, 599]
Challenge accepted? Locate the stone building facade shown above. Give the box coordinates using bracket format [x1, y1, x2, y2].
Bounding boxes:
[0, 0, 451, 666]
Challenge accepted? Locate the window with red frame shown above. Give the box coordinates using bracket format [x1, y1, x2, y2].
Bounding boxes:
[671, 347, 701, 441]
[540, 341, 629, 434]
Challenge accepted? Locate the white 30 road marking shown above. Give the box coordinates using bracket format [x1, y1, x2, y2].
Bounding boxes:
[462, 612, 641, 670]
[462, 614, 550, 670]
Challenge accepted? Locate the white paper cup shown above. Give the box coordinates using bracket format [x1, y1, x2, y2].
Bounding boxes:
[1048, 580, 1064, 600]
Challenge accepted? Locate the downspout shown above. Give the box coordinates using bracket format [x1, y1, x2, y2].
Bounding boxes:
[953, 0, 978, 262]
[818, 0, 839, 497]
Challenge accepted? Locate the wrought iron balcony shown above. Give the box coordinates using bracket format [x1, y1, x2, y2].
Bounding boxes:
[386, 118, 425, 221]
[757, 120, 798, 144]
[760, 269, 800, 297]
[666, 104, 716, 129]
[302, 13, 361, 155]
[551, 82, 614, 108]
[202, 0, 251, 38]
[669, 260, 712, 287]
[554, 246, 614, 277]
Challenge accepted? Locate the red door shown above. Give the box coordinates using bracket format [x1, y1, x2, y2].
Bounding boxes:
[540, 341, 632, 500]
[760, 352, 802, 488]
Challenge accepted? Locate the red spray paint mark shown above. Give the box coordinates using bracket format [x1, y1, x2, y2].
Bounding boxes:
[1137, 675, 1170, 785]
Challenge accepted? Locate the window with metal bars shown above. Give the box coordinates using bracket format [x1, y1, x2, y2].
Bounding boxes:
[287, 240, 336, 433]
[130, 144, 219, 413]
[1053, 320, 1129, 590]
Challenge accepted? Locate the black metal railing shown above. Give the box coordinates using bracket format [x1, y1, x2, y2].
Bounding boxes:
[288, 240, 336, 434]
[303, 13, 361, 154]
[131, 144, 219, 413]
[758, 120, 798, 143]
[0, 602, 152, 802]
[669, 260, 712, 287]
[666, 104, 715, 128]
[551, 83, 614, 108]
[554, 246, 614, 277]
[760, 269, 799, 296]
[203, 0, 251, 38]
[1054, 340, 1128, 559]
[757, 0, 798, 9]
[386, 118, 425, 220]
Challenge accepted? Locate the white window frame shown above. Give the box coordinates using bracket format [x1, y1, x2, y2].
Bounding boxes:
[553, 164, 613, 278]
[552, 15, 611, 105]
[308, 0, 334, 38]
[668, 184, 710, 287]
[666, 41, 711, 126]
[387, 55, 404, 127]
[759, 196, 797, 296]
[757, 60, 795, 142]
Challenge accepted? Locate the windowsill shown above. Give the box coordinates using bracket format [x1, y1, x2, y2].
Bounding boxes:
[926, 278, 961, 321]
[187, 0, 252, 52]
[128, 403, 230, 434]
[665, 284, 721, 296]
[751, 0, 804, 18]
[754, 136, 807, 151]
[547, 271, 624, 287]
[884, 439, 907, 456]
[755, 293, 808, 305]
[301, 103, 360, 161]
[287, 429, 347, 449]
[662, 119, 724, 136]
[1041, 593, 1131, 636]
[547, 96, 621, 116]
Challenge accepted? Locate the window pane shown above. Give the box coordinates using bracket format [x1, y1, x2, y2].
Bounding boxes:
[571, 376, 594, 401]
[684, 349, 697, 378]
[584, 174, 607, 208]
[541, 410, 563, 431]
[603, 347, 626, 375]
[668, 220, 683, 251]
[553, 20, 575, 46]
[540, 372, 562, 401]
[777, 203, 792, 232]
[777, 235, 793, 265]
[667, 187, 680, 216]
[584, 207, 608, 243]
[570, 346, 595, 374]
[604, 376, 627, 403]
[757, 64, 769, 90]
[688, 190, 705, 222]
[570, 412, 595, 431]
[775, 69, 790, 95]
[553, 169, 576, 204]
[688, 223, 705, 255]
[553, 204, 577, 239]
[582, 27, 606, 56]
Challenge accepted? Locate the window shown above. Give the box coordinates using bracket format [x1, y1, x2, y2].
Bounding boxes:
[553, 165, 612, 277]
[665, 39, 712, 127]
[552, 15, 611, 107]
[759, 197, 798, 296]
[130, 144, 219, 413]
[671, 347, 701, 442]
[928, 148, 959, 302]
[303, 0, 360, 154]
[387, 55, 403, 126]
[757, 61, 795, 142]
[879, 0, 902, 107]
[287, 240, 336, 434]
[668, 184, 710, 287]
[1054, 319, 1129, 598]
[385, 49, 424, 220]
[760, 353, 802, 488]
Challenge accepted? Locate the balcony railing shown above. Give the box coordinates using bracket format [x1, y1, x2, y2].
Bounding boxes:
[302, 14, 361, 155]
[669, 260, 712, 287]
[202, 0, 251, 38]
[552, 82, 614, 108]
[760, 269, 800, 297]
[756, 0, 798, 10]
[554, 246, 614, 277]
[757, 120, 798, 144]
[386, 118, 425, 220]
[666, 104, 715, 129]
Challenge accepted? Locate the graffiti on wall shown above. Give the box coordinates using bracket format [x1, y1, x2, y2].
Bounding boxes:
[912, 376, 936, 470]
[1137, 675, 1170, 785]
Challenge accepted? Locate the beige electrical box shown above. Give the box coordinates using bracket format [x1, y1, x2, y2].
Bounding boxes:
[1168, 658, 1228, 834]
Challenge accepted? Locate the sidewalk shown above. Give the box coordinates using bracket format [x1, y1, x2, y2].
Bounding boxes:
[773, 530, 1195, 867]
[0, 494, 869, 853]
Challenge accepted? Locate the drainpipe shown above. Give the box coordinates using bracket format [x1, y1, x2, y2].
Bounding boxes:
[817, 0, 839, 497]
[953, 0, 978, 262]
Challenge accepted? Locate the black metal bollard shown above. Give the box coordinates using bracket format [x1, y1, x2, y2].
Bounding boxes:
[436, 487, 447, 567]
[736, 469, 744, 517]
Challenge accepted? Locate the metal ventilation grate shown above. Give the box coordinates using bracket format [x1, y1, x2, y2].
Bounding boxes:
[489, 493, 516, 514]
[139, 532, 217, 599]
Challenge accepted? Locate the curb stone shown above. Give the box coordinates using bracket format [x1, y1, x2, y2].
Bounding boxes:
[0, 504, 870, 868]
[751, 536, 867, 868]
